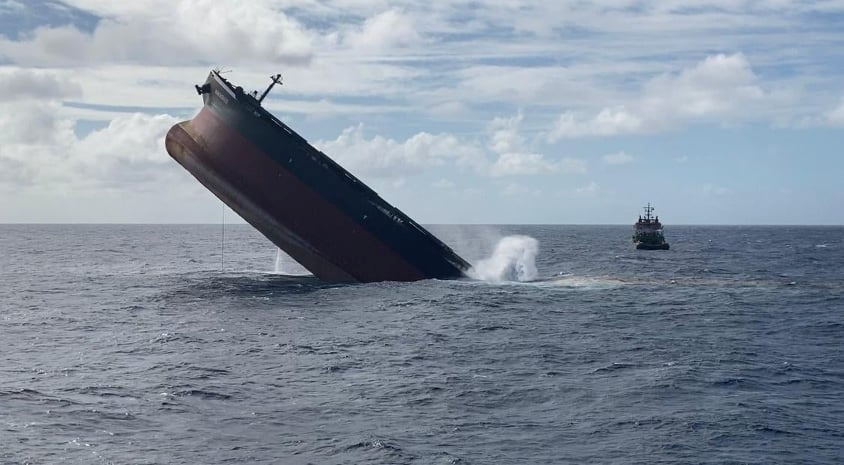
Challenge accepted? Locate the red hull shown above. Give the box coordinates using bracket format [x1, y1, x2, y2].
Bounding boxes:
[166, 108, 429, 282]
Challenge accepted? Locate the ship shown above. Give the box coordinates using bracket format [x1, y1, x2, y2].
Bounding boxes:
[164, 70, 471, 282]
[632, 203, 670, 250]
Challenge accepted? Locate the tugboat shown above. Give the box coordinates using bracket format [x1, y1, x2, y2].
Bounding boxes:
[633, 203, 670, 250]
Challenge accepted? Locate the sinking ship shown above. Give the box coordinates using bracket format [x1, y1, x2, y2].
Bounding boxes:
[165, 70, 470, 282]
[632, 203, 670, 250]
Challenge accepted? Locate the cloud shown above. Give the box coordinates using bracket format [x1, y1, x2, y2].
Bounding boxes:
[0, 97, 180, 191]
[489, 152, 559, 177]
[0, 2, 837, 131]
[314, 124, 485, 179]
[0, 101, 68, 146]
[641, 53, 764, 118]
[487, 113, 586, 176]
[0, 0, 25, 13]
[551, 107, 643, 139]
[549, 53, 767, 139]
[316, 112, 588, 181]
[602, 151, 634, 165]
[826, 99, 844, 126]
[487, 113, 527, 155]
[71, 113, 180, 187]
[0, 68, 82, 101]
[344, 9, 421, 53]
[0, 0, 314, 66]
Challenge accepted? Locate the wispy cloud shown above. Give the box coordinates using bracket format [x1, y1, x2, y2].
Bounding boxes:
[602, 151, 634, 165]
[702, 183, 732, 197]
[826, 98, 844, 126]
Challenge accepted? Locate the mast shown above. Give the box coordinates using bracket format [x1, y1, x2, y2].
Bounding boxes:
[258, 73, 283, 104]
[643, 202, 654, 222]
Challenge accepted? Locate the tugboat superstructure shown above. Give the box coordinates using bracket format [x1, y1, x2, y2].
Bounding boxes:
[632, 203, 670, 250]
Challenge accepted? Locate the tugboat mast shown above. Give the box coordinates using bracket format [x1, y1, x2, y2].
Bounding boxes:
[643, 202, 654, 222]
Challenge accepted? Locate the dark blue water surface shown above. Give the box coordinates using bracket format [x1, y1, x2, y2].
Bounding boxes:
[1, 224, 843, 464]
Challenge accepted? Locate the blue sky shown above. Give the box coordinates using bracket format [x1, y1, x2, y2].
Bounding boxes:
[1, 0, 843, 224]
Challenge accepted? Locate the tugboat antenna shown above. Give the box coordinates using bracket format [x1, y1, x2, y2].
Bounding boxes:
[258, 73, 283, 104]
[643, 202, 654, 221]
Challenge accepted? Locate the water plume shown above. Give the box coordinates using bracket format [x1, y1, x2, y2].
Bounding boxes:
[469, 235, 539, 282]
[273, 248, 311, 276]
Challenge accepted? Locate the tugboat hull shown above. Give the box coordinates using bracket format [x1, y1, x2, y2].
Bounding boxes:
[635, 242, 670, 250]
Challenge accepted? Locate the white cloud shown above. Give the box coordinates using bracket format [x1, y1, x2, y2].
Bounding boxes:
[0, 101, 72, 146]
[0, 0, 25, 13]
[0, 2, 836, 130]
[0, 68, 82, 101]
[641, 53, 764, 118]
[602, 151, 634, 165]
[826, 99, 844, 126]
[72, 113, 179, 185]
[316, 112, 587, 182]
[549, 53, 768, 139]
[490, 152, 558, 177]
[488, 112, 586, 176]
[0, 0, 314, 66]
[551, 107, 644, 139]
[314, 124, 484, 179]
[446, 65, 610, 109]
[344, 9, 421, 52]
[0, 97, 180, 191]
[487, 113, 527, 154]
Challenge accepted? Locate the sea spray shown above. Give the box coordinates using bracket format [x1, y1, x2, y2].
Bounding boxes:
[426, 224, 503, 265]
[273, 248, 310, 276]
[469, 235, 539, 282]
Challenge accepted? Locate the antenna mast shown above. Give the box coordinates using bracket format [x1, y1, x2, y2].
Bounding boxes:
[643, 202, 654, 221]
[258, 73, 283, 104]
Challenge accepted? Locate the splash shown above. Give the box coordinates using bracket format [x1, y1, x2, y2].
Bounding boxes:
[273, 248, 311, 276]
[469, 235, 539, 282]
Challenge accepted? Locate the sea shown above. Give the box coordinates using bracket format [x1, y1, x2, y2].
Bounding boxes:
[1, 224, 842, 464]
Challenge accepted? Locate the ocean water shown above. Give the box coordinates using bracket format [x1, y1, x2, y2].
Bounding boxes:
[1, 224, 843, 464]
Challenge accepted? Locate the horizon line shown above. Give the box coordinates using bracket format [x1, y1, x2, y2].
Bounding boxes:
[1, 222, 843, 227]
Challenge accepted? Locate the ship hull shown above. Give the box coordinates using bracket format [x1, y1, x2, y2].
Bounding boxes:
[165, 71, 469, 283]
[635, 242, 670, 250]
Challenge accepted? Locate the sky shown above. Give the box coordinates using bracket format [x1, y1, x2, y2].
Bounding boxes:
[1, 0, 843, 225]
